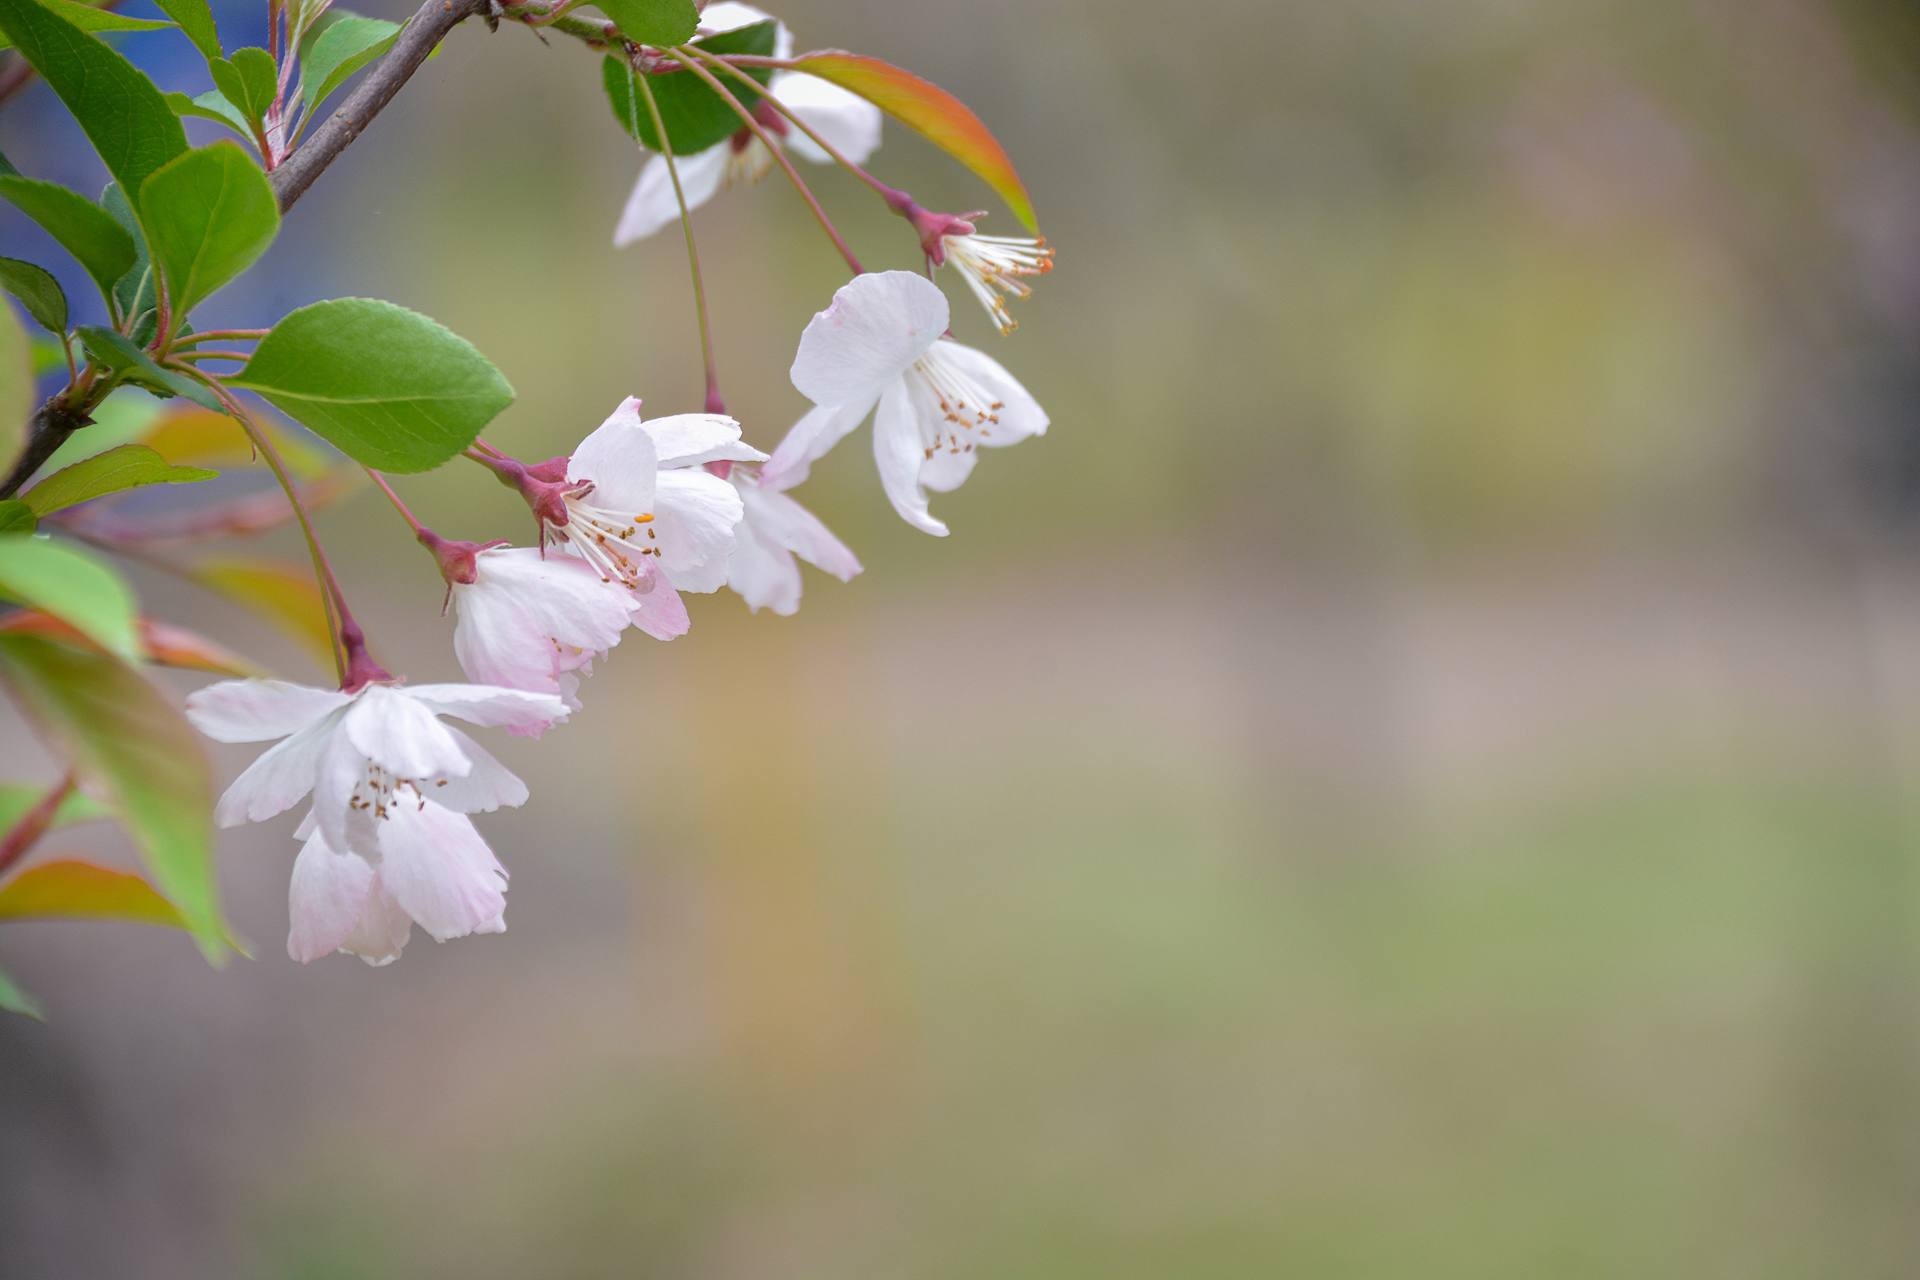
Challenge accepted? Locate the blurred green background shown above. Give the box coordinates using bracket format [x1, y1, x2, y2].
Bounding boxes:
[9, 0, 1920, 1274]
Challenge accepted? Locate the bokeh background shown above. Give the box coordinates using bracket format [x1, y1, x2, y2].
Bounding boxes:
[8, 0, 1920, 1273]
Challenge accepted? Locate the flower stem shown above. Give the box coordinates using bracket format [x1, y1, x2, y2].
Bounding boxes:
[628, 51, 725, 413]
[169, 328, 269, 348]
[666, 47, 863, 275]
[364, 467, 425, 535]
[688, 47, 901, 204]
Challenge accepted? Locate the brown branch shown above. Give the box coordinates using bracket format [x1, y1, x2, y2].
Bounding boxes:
[270, 0, 490, 213]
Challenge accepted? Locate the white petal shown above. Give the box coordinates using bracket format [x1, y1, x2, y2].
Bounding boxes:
[760, 397, 873, 490]
[613, 148, 728, 247]
[403, 683, 571, 734]
[727, 514, 803, 615]
[212, 713, 336, 828]
[774, 72, 883, 165]
[919, 438, 979, 493]
[789, 270, 948, 407]
[933, 340, 1049, 444]
[568, 398, 661, 514]
[287, 828, 377, 963]
[873, 377, 948, 536]
[312, 722, 374, 855]
[432, 726, 530, 814]
[375, 803, 508, 944]
[639, 412, 769, 468]
[699, 1, 789, 55]
[652, 468, 744, 592]
[345, 685, 472, 783]
[453, 549, 633, 695]
[339, 878, 414, 966]
[628, 568, 691, 640]
[185, 679, 350, 743]
[741, 480, 862, 582]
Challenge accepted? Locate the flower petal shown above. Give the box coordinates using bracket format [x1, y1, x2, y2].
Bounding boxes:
[312, 722, 375, 855]
[432, 726, 530, 814]
[639, 412, 769, 468]
[628, 568, 692, 640]
[344, 685, 472, 783]
[741, 479, 862, 581]
[613, 147, 728, 247]
[453, 548, 633, 695]
[700, 1, 790, 56]
[775, 72, 884, 165]
[568, 398, 660, 514]
[789, 270, 948, 407]
[287, 827, 377, 963]
[186, 679, 350, 743]
[873, 377, 948, 536]
[403, 683, 571, 734]
[652, 468, 745, 592]
[761, 397, 874, 491]
[339, 878, 414, 966]
[727, 514, 802, 615]
[375, 802, 508, 944]
[932, 340, 1049, 444]
[212, 712, 336, 828]
[918, 437, 979, 493]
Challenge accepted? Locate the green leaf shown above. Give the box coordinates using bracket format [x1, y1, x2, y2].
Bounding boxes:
[153, 0, 220, 62]
[300, 15, 398, 114]
[208, 47, 278, 127]
[790, 52, 1040, 232]
[0, 258, 66, 334]
[138, 142, 278, 318]
[21, 443, 216, 517]
[0, 502, 34, 534]
[0, 858, 191, 928]
[0, 291, 27, 466]
[602, 19, 776, 154]
[0, 0, 174, 52]
[0, 633, 228, 960]
[99, 183, 159, 342]
[0, 0, 188, 218]
[0, 965, 43, 1020]
[74, 327, 223, 412]
[0, 177, 138, 306]
[0, 536, 140, 661]
[233, 298, 514, 473]
[0, 782, 112, 834]
[590, 0, 696, 45]
[165, 89, 252, 138]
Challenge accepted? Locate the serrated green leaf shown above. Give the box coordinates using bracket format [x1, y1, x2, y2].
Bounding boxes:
[602, 19, 776, 155]
[0, 964, 44, 1020]
[0, 259, 66, 334]
[0, 0, 187, 218]
[233, 298, 513, 472]
[99, 183, 159, 343]
[21, 443, 216, 517]
[153, 0, 220, 62]
[0, 177, 138, 306]
[0, 291, 26, 465]
[0, 502, 34, 534]
[0, 536, 140, 661]
[209, 47, 278, 127]
[165, 89, 252, 138]
[300, 15, 397, 114]
[0, 782, 112, 835]
[74, 327, 223, 412]
[0, 0, 173, 53]
[590, 0, 696, 45]
[138, 142, 278, 318]
[0, 633, 227, 960]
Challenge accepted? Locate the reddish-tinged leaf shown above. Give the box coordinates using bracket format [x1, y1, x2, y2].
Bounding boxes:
[190, 557, 335, 666]
[0, 858, 188, 928]
[0, 610, 266, 677]
[790, 52, 1038, 232]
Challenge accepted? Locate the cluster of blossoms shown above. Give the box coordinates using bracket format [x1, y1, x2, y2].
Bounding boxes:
[182, 3, 1053, 966]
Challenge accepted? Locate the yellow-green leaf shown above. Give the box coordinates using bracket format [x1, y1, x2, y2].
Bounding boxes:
[20, 442, 217, 516]
[0, 858, 190, 927]
[0, 535, 140, 661]
[191, 556, 335, 666]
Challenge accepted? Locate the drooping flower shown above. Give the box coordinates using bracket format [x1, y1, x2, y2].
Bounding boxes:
[763, 270, 1048, 536]
[614, 4, 882, 246]
[184, 678, 568, 859]
[548, 400, 766, 594]
[286, 801, 508, 966]
[447, 544, 683, 712]
[725, 467, 861, 615]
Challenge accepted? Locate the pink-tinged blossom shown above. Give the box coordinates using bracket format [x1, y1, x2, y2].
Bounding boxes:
[763, 271, 1048, 536]
[613, 4, 882, 246]
[553, 399, 766, 595]
[725, 468, 861, 615]
[184, 678, 567, 863]
[286, 802, 508, 966]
